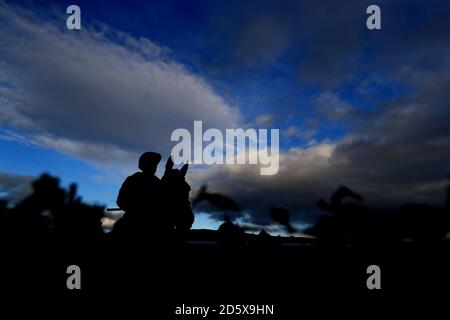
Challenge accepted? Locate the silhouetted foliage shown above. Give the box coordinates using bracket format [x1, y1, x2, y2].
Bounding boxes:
[0, 173, 104, 243]
[307, 183, 450, 245]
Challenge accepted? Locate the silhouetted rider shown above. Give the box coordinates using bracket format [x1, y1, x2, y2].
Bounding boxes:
[117, 152, 161, 212]
[114, 152, 168, 238]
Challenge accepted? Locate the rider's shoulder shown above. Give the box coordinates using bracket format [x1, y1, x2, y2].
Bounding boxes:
[124, 171, 144, 182]
[131, 171, 144, 177]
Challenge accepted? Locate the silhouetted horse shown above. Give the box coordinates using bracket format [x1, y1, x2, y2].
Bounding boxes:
[112, 155, 194, 241]
[161, 157, 194, 234]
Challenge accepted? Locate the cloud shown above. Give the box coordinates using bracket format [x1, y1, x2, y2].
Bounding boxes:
[297, 0, 450, 86]
[201, 0, 450, 89]
[283, 126, 317, 141]
[0, 172, 34, 203]
[198, 0, 368, 83]
[0, 3, 240, 164]
[315, 92, 356, 120]
[188, 142, 336, 225]
[190, 0, 450, 226]
[234, 16, 292, 66]
[189, 72, 450, 226]
[250, 114, 274, 127]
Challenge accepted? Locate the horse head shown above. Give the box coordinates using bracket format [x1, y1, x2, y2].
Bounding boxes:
[161, 157, 194, 231]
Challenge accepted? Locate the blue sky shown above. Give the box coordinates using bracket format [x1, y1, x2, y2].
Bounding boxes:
[1, 0, 450, 231]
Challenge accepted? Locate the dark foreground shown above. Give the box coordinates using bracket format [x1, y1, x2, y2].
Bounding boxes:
[2, 233, 449, 319]
[1, 174, 448, 318]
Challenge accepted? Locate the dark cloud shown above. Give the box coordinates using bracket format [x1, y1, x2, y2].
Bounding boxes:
[190, 71, 450, 226]
[200, 0, 450, 88]
[195, 0, 367, 81]
[233, 15, 292, 66]
[0, 172, 33, 203]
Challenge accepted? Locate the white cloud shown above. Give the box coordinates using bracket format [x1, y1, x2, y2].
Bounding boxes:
[250, 113, 274, 127]
[0, 3, 240, 164]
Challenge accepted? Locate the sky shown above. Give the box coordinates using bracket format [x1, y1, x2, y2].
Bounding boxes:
[1, 0, 450, 232]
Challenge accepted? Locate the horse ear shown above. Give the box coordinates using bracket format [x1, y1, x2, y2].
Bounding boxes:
[165, 156, 174, 171]
[180, 163, 189, 176]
